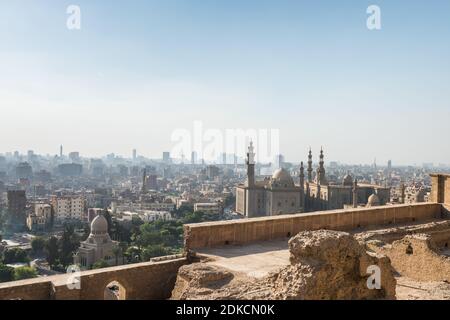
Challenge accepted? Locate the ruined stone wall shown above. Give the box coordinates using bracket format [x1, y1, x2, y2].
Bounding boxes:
[0, 257, 187, 300]
[184, 203, 443, 250]
[379, 234, 450, 282]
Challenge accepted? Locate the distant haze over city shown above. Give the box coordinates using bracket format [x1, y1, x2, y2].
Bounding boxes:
[1, 1, 449, 164]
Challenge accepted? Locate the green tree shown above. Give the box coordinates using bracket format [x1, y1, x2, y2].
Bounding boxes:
[59, 225, 80, 267]
[0, 264, 14, 283]
[141, 245, 172, 261]
[91, 260, 109, 270]
[45, 236, 59, 268]
[31, 237, 46, 255]
[125, 247, 141, 263]
[3, 248, 28, 264]
[13, 266, 38, 280]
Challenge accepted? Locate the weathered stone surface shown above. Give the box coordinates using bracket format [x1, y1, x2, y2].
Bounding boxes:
[171, 230, 397, 300]
[268, 230, 396, 300]
[376, 234, 450, 282]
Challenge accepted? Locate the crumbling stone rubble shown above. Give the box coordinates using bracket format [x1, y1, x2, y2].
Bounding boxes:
[171, 230, 397, 300]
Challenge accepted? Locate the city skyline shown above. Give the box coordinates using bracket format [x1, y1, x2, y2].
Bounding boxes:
[1, 145, 448, 168]
[1, 1, 450, 164]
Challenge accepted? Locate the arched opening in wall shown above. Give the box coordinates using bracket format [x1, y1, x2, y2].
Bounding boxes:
[104, 281, 127, 300]
[406, 244, 414, 255]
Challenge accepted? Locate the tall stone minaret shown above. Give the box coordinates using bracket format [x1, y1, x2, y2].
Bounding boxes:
[353, 178, 358, 208]
[245, 141, 255, 188]
[316, 147, 327, 185]
[307, 148, 313, 182]
[299, 161, 305, 209]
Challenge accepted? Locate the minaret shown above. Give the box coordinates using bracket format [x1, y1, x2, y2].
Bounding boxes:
[307, 148, 313, 182]
[316, 147, 327, 185]
[245, 141, 255, 188]
[299, 161, 305, 209]
[352, 178, 358, 208]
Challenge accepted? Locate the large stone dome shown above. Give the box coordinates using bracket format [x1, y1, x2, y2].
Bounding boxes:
[271, 168, 294, 187]
[91, 214, 108, 235]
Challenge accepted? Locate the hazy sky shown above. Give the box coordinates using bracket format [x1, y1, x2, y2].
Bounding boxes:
[0, 0, 449, 165]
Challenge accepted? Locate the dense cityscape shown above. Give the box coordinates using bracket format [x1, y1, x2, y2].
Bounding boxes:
[0, 145, 448, 285]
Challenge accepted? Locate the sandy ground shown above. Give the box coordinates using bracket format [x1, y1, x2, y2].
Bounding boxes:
[396, 277, 450, 300]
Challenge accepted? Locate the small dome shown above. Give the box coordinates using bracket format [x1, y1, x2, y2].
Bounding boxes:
[91, 214, 108, 235]
[343, 174, 353, 186]
[271, 168, 294, 187]
[366, 193, 380, 207]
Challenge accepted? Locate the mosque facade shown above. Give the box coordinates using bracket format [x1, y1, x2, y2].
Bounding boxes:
[236, 143, 391, 218]
[74, 213, 122, 270]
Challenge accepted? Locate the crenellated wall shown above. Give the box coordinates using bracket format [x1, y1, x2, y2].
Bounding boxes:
[184, 203, 443, 250]
[430, 173, 450, 205]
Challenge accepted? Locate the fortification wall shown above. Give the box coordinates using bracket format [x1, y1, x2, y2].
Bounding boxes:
[431, 173, 450, 205]
[0, 257, 187, 300]
[184, 203, 443, 250]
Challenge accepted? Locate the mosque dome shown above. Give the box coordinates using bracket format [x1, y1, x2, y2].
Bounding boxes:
[271, 168, 294, 187]
[90, 214, 108, 235]
[366, 193, 380, 207]
[343, 173, 353, 186]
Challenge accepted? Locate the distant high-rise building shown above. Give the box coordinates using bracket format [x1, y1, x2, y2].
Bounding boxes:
[15, 162, 33, 179]
[51, 195, 85, 221]
[275, 154, 284, 169]
[60, 145, 63, 158]
[69, 152, 80, 162]
[387, 160, 392, 171]
[206, 165, 220, 180]
[222, 153, 227, 165]
[58, 163, 83, 177]
[7, 190, 27, 228]
[163, 152, 170, 163]
[27, 150, 34, 161]
[132, 149, 137, 160]
[191, 151, 197, 165]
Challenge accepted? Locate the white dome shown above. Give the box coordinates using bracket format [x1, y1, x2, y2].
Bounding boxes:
[91, 214, 108, 235]
[271, 168, 294, 187]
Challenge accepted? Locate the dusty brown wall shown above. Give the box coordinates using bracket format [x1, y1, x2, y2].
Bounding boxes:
[0, 278, 52, 300]
[0, 258, 187, 300]
[381, 234, 450, 282]
[184, 203, 443, 250]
